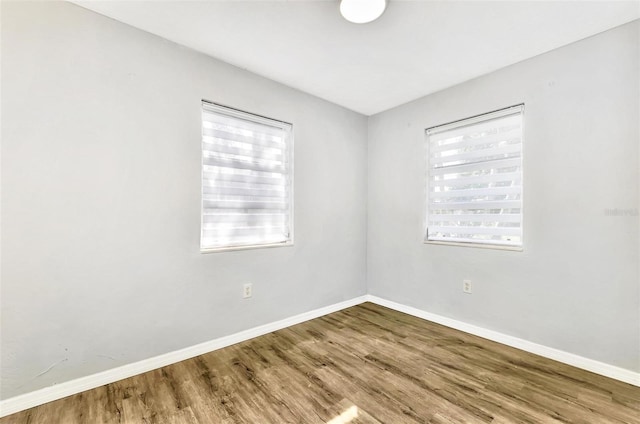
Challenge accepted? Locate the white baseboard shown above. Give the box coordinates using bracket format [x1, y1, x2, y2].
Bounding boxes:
[3, 294, 638, 417]
[0, 296, 368, 418]
[364, 295, 640, 388]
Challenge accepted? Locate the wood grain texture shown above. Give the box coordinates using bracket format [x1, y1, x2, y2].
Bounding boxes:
[3, 303, 639, 423]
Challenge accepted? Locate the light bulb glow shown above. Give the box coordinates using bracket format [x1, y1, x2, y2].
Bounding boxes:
[340, 0, 388, 24]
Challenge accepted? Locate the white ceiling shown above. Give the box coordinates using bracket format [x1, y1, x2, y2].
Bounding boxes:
[73, 0, 639, 116]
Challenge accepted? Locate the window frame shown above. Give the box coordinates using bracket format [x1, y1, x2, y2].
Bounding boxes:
[424, 104, 524, 251]
[200, 101, 294, 253]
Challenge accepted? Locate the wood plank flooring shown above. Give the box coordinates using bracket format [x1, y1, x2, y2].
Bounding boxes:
[2, 302, 639, 423]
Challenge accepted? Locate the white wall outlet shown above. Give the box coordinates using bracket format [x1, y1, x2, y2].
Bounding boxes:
[463, 279, 472, 294]
[243, 283, 253, 299]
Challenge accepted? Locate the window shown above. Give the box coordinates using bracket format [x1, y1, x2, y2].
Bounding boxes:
[425, 104, 523, 249]
[201, 101, 293, 251]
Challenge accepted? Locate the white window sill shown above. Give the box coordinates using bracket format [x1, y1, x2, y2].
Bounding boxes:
[424, 240, 523, 252]
[201, 240, 294, 254]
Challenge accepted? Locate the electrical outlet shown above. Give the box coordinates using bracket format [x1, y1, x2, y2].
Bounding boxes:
[243, 283, 253, 299]
[463, 280, 472, 294]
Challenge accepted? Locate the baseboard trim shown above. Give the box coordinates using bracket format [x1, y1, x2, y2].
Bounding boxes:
[364, 295, 640, 388]
[0, 296, 368, 418]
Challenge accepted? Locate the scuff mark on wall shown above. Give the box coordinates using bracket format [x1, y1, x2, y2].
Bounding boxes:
[96, 354, 117, 361]
[33, 358, 68, 379]
[15, 358, 69, 389]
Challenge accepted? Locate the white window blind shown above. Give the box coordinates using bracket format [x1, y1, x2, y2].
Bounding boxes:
[201, 102, 293, 251]
[426, 105, 523, 248]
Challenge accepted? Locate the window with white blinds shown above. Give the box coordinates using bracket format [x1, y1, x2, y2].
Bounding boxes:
[426, 105, 523, 248]
[201, 102, 293, 251]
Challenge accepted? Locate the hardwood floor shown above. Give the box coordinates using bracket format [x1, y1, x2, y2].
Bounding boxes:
[2, 302, 639, 423]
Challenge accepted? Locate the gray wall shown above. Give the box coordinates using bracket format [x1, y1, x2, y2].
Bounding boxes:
[1, 1, 368, 399]
[367, 21, 640, 372]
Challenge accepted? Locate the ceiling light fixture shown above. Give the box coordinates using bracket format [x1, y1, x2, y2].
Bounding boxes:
[340, 0, 388, 24]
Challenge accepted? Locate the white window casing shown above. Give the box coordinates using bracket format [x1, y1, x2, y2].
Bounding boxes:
[426, 104, 524, 249]
[201, 101, 293, 252]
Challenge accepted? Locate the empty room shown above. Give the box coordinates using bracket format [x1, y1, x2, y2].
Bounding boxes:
[1, 0, 639, 422]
